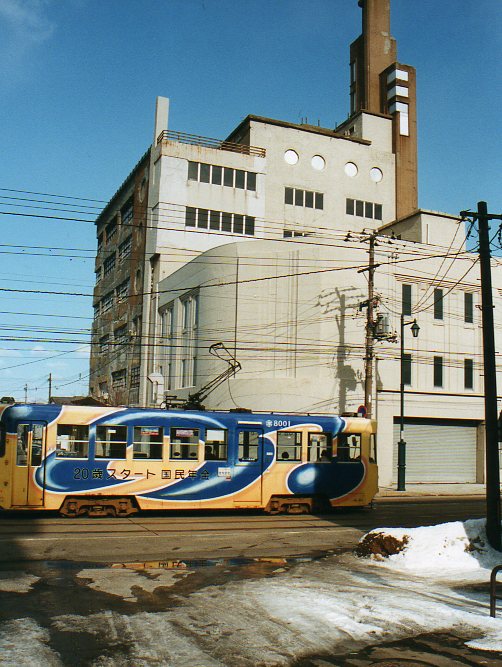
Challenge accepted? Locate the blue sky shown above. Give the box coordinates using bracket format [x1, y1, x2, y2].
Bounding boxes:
[0, 0, 500, 402]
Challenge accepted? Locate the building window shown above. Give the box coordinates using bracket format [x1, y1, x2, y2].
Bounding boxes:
[103, 253, 116, 277]
[464, 358, 474, 389]
[97, 233, 103, 254]
[464, 292, 474, 323]
[118, 236, 132, 261]
[346, 198, 382, 220]
[111, 368, 127, 389]
[185, 206, 254, 236]
[402, 353, 412, 386]
[121, 198, 134, 225]
[188, 161, 257, 192]
[433, 356, 443, 387]
[130, 366, 141, 388]
[114, 325, 128, 347]
[285, 187, 324, 210]
[116, 279, 130, 303]
[179, 294, 198, 388]
[95, 267, 102, 285]
[433, 288, 444, 320]
[106, 220, 117, 243]
[402, 284, 412, 316]
[102, 291, 114, 312]
[99, 335, 109, 354]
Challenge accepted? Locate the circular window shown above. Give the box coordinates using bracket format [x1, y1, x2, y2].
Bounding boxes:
[370, 167, 383, 183]
[311, 155, 325, 171]
[344, 162, 358, 178]
[284, 149, 299, 165]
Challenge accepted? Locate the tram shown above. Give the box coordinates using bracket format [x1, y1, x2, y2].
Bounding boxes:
[0, 403, 377, 516]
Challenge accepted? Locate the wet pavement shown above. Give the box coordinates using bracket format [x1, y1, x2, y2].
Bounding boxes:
[1, 556, 501, 666]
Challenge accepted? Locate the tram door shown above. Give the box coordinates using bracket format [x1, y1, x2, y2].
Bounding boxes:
[236, 428, 264, 503]
[12, 422, 46, 506]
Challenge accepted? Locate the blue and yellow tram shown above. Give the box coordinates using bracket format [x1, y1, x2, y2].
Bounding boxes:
[0, 403, 377, 516]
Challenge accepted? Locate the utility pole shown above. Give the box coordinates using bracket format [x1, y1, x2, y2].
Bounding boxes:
[24, 384, 28, 404]
[460, 202, 502, 551]
[363, 233, 376, 418]
[48, 373, 52, 403]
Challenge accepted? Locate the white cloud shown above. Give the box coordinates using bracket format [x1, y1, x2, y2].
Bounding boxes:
[0, 0, 55, 81]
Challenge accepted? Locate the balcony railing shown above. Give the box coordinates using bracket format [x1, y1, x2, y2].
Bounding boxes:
[157, 129, 266, 158]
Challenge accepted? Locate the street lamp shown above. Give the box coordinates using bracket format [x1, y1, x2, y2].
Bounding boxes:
[397, 315, 420, 491]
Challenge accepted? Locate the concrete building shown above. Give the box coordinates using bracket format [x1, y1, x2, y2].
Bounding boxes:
[89, 0, 499, 487]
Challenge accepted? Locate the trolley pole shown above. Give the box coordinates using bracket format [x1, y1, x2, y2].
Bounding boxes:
[48, 373, 52, 404]
[461, 201, 502, 551]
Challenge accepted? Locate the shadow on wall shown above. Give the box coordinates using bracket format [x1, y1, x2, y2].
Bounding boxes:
[317, 287, 361, 414]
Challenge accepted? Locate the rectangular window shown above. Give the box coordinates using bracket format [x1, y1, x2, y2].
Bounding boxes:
[210, 210, 221, 230]
[277, 431, 302, 462]
[433, 356, 443, 387]
[103, 253, 116, 276]
[102, 291, 114, 312]
[199, 163, 210, 183]
[118, 236, 132, 261]
[111, 368, 127, 388]
[95, 425, 127, 459]
[245, 216, 255, 236]
[121, 199, 134, 225]
[402, 353, 412, 386]
[308, 432, 332, 462]
[211, 164, 222, 185]
[223, 167, 234, 187]
[246, 171, 256, 191]
[336, 434, 361, 462]
[185, 206, 196, 227]
[402, 284, 412, 316]
[56, 425, 89, 458]
[188, 161, 198, 181]
[114, 325, 128, 346]
[133, 426, 163, 460]
[170, 427, 199, 460]
[355, 200, 364, 217]
[374, 204, 383, 220]
[346, 198, 355, 215]
[99, 335, 109, 354]
[434, 288, 444, 320]
[295, 189, 304, 206]
[235, 170, 245, 189]
[106, 220, 117, 242]
[365, 201, 373, 218]
[116, 279, 130, 303]
[314, 192, 324, 210]
[197, 209, 209, 229]
[205, 429, 228, 461]
[222, 212, 232, 232]
[238, 431, 259, 462]
[16, 424, 29, 466]
[130, 366, 140, 387]
[233, 214, 244, 235]
[464, 292, 474, 323]
[95, 268, 102, 285]
[464, 358, 474, 389]
[305, 190, 314, 208]
[285, 187, 294, 205]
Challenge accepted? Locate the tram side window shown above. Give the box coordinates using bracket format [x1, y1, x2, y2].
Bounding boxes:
[170, 427, 199, 460]
[308, 432, 332, 462]
[369, 434, 377, 463]
[337, 434, 361, 462]
[31, 423, 44, 467]
[56, 425, 89, 458]
[238, 431, 259, 462]
[133, 426, 163, 459]
[205, 429, 227, 461]
[16, 424, 29, 466]
[95, 425, 127, 459]
[277, 431, 301, 461]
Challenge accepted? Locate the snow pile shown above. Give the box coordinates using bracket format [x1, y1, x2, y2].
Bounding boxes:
[356, 518, 502, 576]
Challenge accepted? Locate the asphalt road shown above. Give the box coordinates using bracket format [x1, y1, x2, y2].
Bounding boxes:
[0, 496, 486, 563]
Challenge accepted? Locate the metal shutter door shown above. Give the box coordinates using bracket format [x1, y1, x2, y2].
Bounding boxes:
[392, 420, 477, 483]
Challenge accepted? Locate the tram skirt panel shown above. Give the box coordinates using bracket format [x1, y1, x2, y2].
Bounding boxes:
[392, 419, 478, 483]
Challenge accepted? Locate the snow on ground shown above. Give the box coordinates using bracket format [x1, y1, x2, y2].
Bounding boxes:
[2, 518, 502, 665]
